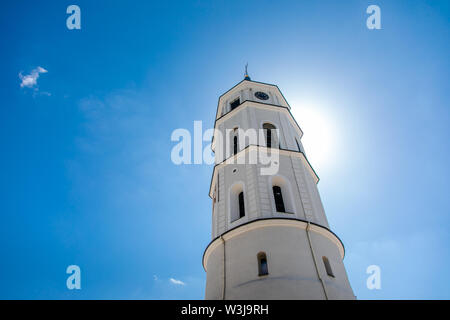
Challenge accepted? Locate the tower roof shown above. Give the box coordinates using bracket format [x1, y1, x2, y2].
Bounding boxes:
[215, 79, 291, 119]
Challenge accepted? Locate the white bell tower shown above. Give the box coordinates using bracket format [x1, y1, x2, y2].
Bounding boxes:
[203, 71, 355, 300]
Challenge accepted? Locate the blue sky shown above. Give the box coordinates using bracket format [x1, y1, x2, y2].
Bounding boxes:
[0, 0, 449, 299]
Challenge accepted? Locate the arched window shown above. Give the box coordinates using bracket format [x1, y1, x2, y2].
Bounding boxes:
[272, 186, 286, 213]
[233, 135, 238, 155]
[238, 191, 245, 218]
[230, 98, 240, 110]
[230, 183, 245, 222]
[263, 123, 277, 148]
[258, 252, 269, 276]
[271, 176, 295, 214]
[322, 256, 334, 277]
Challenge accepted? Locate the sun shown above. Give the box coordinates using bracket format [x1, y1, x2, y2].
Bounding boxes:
[290, 99, 338, 171]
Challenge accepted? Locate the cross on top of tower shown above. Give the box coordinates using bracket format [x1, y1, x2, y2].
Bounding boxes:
[244, 63, 251, 80]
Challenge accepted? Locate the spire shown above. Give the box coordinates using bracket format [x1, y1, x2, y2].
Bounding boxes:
[244, 63, 251, 80]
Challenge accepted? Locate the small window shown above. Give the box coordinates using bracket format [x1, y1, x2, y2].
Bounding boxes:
[271, 176, 294, 214]
[230, 183, 245, 222]
[233, 136, 238, 155]
[258, 252, 269, 276]
[238, 191, 245, 218]
[230, 98, 240, 110]
[323, 256, 334, 278]
[263, 123, 277, 148]
[273, 186, 286, 213]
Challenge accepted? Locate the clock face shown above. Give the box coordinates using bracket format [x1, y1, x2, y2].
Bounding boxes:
[255, 91, 269, 100]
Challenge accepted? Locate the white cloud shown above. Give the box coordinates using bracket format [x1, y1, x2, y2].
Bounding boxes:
[19, 66, 48, 88]
[169, 278, 186, 286]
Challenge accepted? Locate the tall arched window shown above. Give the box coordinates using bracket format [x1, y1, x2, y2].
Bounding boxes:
[272, 186, 286, 213]
[271, 176, 295, 214]
[258, 252, 269, 276]
[263, 123, 277, 148]
[322, 256, 334, 277]
[233, 135, 238, 155]
[238, 191, 245, 218]
[230, 183, 245, 222]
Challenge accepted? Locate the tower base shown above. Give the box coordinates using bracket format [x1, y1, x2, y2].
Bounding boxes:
[203, 218, 355, 300]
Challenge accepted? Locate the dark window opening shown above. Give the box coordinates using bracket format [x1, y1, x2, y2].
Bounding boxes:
[258, 252, 269, 276]
[273, 186, 286, 212]
[266, 129, 272, 148]
[238, 191, 245, 218]
[323, 256, 334, 278]
[263, 123, 277, 148]
[233, 136, 238, 155]
[230, 98, 240, 110]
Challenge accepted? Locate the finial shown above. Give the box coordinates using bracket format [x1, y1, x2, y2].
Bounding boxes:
[244, 63, 251, 80]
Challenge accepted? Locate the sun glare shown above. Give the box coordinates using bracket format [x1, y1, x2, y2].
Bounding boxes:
[290, 100, 338, 172]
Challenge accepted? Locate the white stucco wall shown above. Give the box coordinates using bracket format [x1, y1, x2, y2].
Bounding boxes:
[206, 79, 354, 300]
[204, 219, 355, 300]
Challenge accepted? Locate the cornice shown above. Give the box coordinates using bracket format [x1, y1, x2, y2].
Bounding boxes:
[202, 218, 346, 271]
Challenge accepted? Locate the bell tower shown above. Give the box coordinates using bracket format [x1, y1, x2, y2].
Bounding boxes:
[203, 72, 355, 300]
